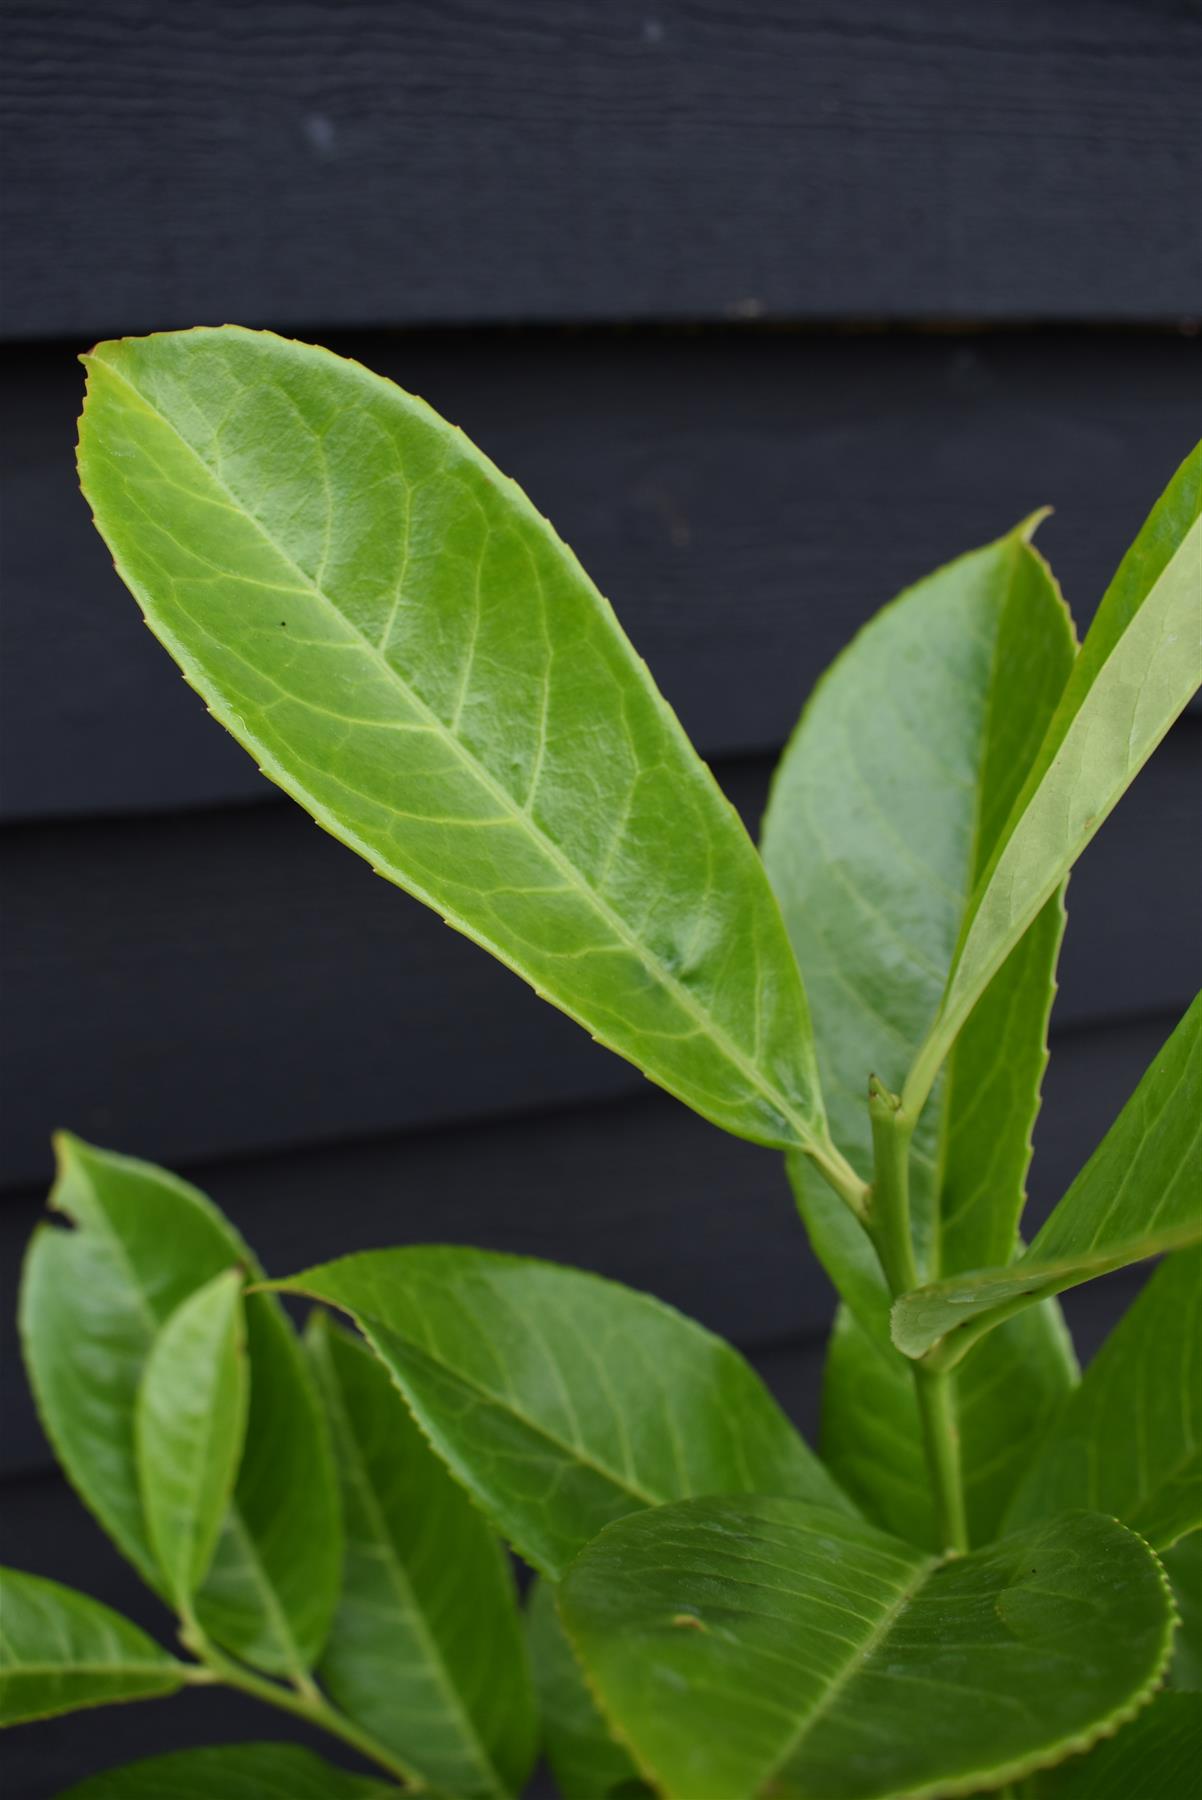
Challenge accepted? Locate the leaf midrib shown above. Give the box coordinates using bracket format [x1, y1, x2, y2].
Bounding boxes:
[90, 349, 819, 1154]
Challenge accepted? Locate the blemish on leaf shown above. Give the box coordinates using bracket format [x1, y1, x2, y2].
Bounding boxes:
[671, 1612, 707, 1632]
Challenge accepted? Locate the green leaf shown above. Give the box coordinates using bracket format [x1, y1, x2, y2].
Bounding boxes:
[0, 1569, 186, 1726]
[907, 443, 1202, 1112]
[1162, 1532, 1202, 1690]
[306, 1313, 536, 1799]
[822, 1297, 1077, 1549]
[1005, 1246, 1201, 1550]
[526, 1579, 648, 1800]
[137, 1269, 249, 1608]
[764, 525, 1073, 1317]
[19, 1135, 340, 1676]
[56, 1742, 396, 1799]
[558, 1499, 1174, 1800]
[1024, 1692, 1201, 1798]
[893, 997, 1202, 1361]
[77, 326, 829, 1157]
[272, 1246, 855, 1578]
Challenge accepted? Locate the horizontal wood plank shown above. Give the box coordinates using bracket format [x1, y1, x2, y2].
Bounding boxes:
[2, 736, 1198, 1187]
[4, 0, 1200, 339]
[4, 328, 1199, 820]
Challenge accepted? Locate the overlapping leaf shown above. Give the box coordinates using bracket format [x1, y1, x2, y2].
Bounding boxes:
[1005, 1246, 1201, 1549]
[306, 1314, 536, 1798]
[57, 1742, 396, 1799]
[525, 1580, 647, 1800]
[19, 1136, 339, 1675]
[1023, 1693, 1201, 1798]
[77, 326, 832, 1156]
[274, 1246, 854, 1577]
[893, 997, 1202, 1361]
[559, 1498, 1174, 1800]
[1162, 1532, 1202, 1690]
[907, 442, 1202, 1108]
[0, 1569, 186, 1726]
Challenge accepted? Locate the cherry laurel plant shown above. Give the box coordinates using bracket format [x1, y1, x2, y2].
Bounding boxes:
[2, 329, 1199, 1800]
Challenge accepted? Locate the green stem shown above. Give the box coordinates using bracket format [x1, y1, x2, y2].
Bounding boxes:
[867, 1079, 968, 1554]
[185, 1627, 415, 1787]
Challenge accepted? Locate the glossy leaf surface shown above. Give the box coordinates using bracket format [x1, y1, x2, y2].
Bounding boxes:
[525, 1580, 646, 1800]
[307, 1314, 536, 1798]
[19, 1136, 339, 1675]
[275, 1247, 854, 1577]
[57, 1742, 395, 1799]
[1023, 1693, 1201, 1798]
[764, 526, 1072, 1308]
[910, 443, 1202, 1106]
[0, 1569, 185, 1725]
[1006, 1247, 1201, 1549]
[559, 1499, 1173, 1800]
[78, 326, 827, 1154]
[137, 1269, 248, 1606]
[822, 1298, 1077, 1549]
[894, 997, 1202, 1359]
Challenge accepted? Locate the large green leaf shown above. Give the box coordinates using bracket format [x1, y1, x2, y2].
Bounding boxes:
[1005, 1246, 1201, 1550]
[57, 1743, 396, 1799]
[893, 997, 1202, 1361]
[137, 1269, 249, 1608]
[306, 1313, 536, 1799]
[525, 1580, 647, 1800]
[77, 326, 832, 1159]
[1023, 1693, 1201, 1798]
[558, 1499, 1173, 1800]
[1162, 1532, 1202, 1690]
[0, 1569, 187, 1725]
[906, 443, 1202, 1112]
[19, 1136, 339, 1675]
[273, 1247, 855, 1578]
[822, 1298, 1077, 1549]
[764, 525, 1073, 1312]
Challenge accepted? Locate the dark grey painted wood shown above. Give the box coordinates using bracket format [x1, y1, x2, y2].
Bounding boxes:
[5, 0, 1200, 339]
[5, 328, 1199, 820]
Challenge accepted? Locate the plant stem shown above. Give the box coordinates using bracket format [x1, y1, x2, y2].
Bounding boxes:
[867, 1079, 968, 1554]
[184, 1627, 415, 1787]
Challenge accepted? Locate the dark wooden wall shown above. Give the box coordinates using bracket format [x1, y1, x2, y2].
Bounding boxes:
[2, 3, 1200, 1794]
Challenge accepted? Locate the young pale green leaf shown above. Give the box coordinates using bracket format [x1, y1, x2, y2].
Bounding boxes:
[822, 1297, 1077, 1549]
[306, 1314, 536, 1799]
[56, 1742, 397, 1799]
[137, 1269, 249, 1607]
[764, 526, 1073, 1309]
[525, 1580, 648, 1800]
[1162, 1532, 1202, 1690]
[19, 1136, 340, 1676]
[907, 443, 1202, 1114]
[0, 1569, 187, 1726]
[1005, 1247, 1201, 1550]
[893, 996, 1202, 1361]
[1023, 1693, 1201, 1798]
[77, 326, 831, 1159]
[273, 1247, 855, 1578]
[559, 1499, 1174, 1800]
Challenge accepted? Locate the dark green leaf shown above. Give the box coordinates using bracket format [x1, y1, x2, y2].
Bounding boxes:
[526, 1579, 646, 1800]
[822, 1298, 1077, 1549]
[0, 1569, 186, 1726]
[559, 1499, 1173, 1800]
[1005, 1246, 1201, 1549]
[273, 1247, 854, 1578]
[19, 1136, 340, 1675]
[893, 997, 1202, 1361]
[1024, 1693, 1201, 1798]
[1162, 1532, 1202, 1690]
[56, 1742, 396, 1798]
[137, 1269, 248, 1607]
[306, 1313, 536, 1798]
[907, 443, 1202, 1112]
[77, 327, 831, 1157]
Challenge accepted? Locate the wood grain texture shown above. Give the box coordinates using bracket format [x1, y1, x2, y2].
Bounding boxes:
[6, 329, 1200, 820]
[4, 0, 1200, 339]
[3, 735, 1198, 1185]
